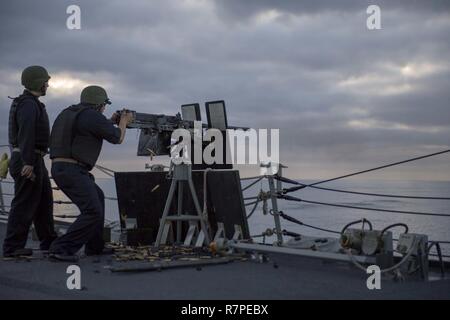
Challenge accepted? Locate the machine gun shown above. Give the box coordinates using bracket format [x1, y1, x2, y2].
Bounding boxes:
[117, 110, 196, 156]
[118, 101, 246, 168]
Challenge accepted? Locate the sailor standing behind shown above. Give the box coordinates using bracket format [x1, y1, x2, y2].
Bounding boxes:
[3, 66, 57, 257]
[48, 85, 133, 262]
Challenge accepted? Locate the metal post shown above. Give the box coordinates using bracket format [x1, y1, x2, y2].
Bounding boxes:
[276, 164, 283, 193]
[188, 177, 211, 244]
[267, 175, 283, 245]
[154, 177, 177, 247]
[176, 181, 183, 243]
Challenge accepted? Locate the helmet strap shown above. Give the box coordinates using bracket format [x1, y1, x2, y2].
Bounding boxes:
[40, 84, 47, 96]
[94, 103, 105, 112]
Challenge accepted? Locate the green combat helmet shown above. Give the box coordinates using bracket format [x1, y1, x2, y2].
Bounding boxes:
[21, 65, 50, 92]
[80, 85, 111, 106]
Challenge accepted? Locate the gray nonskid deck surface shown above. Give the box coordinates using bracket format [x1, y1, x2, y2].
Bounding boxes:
[0, 224, 449, 299]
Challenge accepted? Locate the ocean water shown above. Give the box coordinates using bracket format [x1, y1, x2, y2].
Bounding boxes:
[2, 176, 449, 256]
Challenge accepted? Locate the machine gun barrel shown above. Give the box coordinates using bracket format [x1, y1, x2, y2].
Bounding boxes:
[118, 110, 203, 131]
[121, 110, 246, 131]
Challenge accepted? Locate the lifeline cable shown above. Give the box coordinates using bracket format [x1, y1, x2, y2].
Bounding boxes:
[282, 182, 450, 200]
[280, 194, 450, 218]
[308, 149, 450, 187]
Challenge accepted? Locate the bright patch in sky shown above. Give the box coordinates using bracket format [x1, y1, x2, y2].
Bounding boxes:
[347, 119, 446, 133]
[400, 62, 446, 78]
[254, 9, 282, 24]
[49, 74, 89, 95]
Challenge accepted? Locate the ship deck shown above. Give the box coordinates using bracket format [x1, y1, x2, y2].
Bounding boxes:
[0, 222, 449, 300]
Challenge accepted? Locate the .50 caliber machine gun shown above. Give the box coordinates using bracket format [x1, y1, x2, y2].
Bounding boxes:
[119, 111, 195, 156]
[117, 100, 246, 169]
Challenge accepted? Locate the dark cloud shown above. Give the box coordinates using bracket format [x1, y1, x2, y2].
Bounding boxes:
[0, 0, 449, 180]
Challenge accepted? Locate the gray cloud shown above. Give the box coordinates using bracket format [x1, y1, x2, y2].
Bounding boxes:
[215, 0, 450, 20]
[0, 0, 449, 180]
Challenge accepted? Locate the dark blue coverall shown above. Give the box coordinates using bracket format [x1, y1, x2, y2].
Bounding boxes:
[49, 108, 120, 255]
[3, 90, 57, 255]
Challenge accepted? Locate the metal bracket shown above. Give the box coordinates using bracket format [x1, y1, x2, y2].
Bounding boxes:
[232, 224, 243, 241]
[184, 221, 198, 246]
[195, 230, 207, 247]
[214, 222, 226, 242]
[183, 221, 208, 247]
[160, 221, 174, 245]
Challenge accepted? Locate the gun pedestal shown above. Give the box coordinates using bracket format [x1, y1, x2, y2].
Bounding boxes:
[154, 162, 211, 248]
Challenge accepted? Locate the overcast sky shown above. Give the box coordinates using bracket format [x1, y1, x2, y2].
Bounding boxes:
[1, 0, 449, 181]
